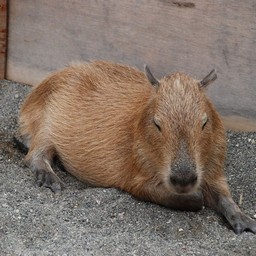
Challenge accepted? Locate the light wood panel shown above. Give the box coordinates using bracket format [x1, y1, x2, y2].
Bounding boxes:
[6, 0, 256, 130]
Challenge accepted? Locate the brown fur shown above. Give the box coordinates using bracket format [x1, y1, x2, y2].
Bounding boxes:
[19, 61, 256, 234]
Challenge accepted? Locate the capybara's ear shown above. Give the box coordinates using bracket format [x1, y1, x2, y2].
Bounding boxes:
[200, 69, 217, 88]
[144, 65, 160, 88]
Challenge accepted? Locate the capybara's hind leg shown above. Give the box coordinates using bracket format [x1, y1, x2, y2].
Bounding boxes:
[26, 148, 64, 193]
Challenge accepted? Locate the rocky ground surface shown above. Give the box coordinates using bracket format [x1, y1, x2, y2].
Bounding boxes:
[0, 80, 256, 256]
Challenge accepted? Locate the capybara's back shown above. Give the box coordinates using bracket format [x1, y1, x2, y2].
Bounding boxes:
[19, 60, 256, 234]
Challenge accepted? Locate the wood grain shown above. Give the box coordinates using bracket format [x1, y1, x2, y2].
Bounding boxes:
[0, 0, 7, 79]
[222, 116, 256, 132]
[6, 0, 256, 129]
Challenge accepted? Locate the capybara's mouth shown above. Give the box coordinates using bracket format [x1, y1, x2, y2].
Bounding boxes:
[170, 173, 198, 195]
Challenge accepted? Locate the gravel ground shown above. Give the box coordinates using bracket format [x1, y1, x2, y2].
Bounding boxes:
[0, 79, 256, 256]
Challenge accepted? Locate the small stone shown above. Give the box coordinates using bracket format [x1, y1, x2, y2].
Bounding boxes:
[253, 214, 256, 219]
[118, 212, 125, 219]
[178, 228, 184, 232]
[15, 93, 19, 98]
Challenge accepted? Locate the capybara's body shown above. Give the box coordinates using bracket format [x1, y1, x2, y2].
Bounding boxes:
[21, 62, 153, 190]
[19, 61, 256, 234]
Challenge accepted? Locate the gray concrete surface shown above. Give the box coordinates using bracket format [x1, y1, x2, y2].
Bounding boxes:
[0, 80, 255, 256]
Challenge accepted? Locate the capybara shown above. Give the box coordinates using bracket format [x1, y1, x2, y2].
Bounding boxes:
[19, 61, 256, 234]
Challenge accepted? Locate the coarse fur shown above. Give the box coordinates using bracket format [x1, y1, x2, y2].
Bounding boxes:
[19, 61, 256, 234]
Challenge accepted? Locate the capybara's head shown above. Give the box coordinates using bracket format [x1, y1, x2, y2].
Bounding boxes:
[137, 67, 218, 195]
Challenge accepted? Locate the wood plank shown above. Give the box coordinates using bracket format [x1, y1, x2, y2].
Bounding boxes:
[0, 0, 7, 79]
[6, 0, 256, 130]
[222, 116, 256, 132]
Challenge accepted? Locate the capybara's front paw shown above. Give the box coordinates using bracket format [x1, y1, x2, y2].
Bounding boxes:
[35, 169, 63, 193]
[232, 213, 256, 234]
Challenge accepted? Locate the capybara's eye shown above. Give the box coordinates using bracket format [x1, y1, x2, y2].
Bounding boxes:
[202, 112, 208, 129]
[153, 117, 162, 132]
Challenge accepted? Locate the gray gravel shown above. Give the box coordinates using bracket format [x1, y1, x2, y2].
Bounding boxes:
[0, 80, 256, 256]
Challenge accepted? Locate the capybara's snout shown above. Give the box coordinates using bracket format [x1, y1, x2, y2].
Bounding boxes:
[170, 171, 198, 194]
[168, 141, 199, 194]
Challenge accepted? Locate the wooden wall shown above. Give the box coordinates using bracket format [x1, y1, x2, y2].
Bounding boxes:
[0, 0, 7, 78]
[6, 0, 256, 130]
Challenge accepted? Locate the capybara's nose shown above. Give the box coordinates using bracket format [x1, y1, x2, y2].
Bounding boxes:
[170, 173, 198, 187]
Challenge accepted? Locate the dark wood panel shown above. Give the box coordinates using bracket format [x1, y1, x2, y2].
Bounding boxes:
[0, 0, 7, 78]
